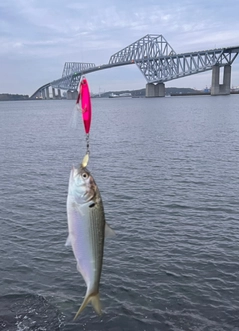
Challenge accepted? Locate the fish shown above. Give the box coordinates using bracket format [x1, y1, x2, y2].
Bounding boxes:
[66, 161, 115, 320]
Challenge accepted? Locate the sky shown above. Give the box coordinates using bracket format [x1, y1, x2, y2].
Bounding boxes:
[1, 0, 239, 96]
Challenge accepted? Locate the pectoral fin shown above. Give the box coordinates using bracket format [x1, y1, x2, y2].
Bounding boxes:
[65, 235, 71, 247]
[105, 222, 115, 238]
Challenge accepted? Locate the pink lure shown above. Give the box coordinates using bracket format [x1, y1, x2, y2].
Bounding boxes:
[77, 77, 92, 134]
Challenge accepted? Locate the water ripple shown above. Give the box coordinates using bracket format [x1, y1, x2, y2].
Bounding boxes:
[1, 98, 239, 330]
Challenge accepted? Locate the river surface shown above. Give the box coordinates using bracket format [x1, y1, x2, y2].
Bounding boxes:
[1, 95, 239, 331]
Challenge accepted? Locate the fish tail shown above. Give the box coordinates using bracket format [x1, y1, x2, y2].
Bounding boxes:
[91, 293, 101, 315]
[73, 292, 101, 320]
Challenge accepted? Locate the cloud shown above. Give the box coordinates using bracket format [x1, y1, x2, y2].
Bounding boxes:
[0, 0, 239, 94]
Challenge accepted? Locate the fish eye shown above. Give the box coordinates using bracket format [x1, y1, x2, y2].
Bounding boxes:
[82, 173, 88, 179]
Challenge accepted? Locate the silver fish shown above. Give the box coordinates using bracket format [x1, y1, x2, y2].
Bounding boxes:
[66, 163, 114, 320]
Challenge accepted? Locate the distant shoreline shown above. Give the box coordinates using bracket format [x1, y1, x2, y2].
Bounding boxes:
[0, 94, 29, 101]
[1, 90, 239, 101]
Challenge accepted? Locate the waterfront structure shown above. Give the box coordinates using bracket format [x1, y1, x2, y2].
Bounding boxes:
[31, 35, 239, 99]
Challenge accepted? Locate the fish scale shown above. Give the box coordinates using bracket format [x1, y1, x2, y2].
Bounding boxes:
[88, 205, 105, 291]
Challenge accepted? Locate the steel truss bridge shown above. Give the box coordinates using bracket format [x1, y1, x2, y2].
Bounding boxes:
[31, 34, 239, 98]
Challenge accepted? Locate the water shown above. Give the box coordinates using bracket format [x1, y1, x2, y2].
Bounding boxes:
[1, 96, 239, 331]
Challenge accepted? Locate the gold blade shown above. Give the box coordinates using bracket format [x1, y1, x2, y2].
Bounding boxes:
[81, 153, 89, 168]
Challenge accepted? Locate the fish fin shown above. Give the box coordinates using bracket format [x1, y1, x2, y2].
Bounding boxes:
[73, 292, 101, 320]
[91, 293, 102, 315]
[105, 222, 116, 238]
[65, 235, 71, 247]
[75, 203, 85, 216]
[76, 263, 88, 284]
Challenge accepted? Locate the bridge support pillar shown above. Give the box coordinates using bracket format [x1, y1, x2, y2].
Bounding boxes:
[52, 88, 56, 99]
[57, 89, 61, 99]
[146, 83, 155, 97]
[211, 65, 231, 96]
[73, 90, 78, 99]
[222, 65, 231, 95]
[67, 90, 78, 100]
[45, 87, 50, 99]
[42, 89, 46, 99]
[155, 83, 165, 97]
[146, 83, 165, 97]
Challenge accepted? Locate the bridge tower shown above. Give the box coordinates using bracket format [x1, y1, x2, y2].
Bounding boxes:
[109, 34, 176, 97]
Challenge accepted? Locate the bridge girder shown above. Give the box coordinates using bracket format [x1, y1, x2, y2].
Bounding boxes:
[50, 62, 96, 90]
[51, 74, 80, 90]
[109, 34, 176, 64]
[136, 48, 239, 83]
[62, 62, 95, 77]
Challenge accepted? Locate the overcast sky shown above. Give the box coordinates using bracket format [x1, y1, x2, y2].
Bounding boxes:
[1, 0, 239, 95]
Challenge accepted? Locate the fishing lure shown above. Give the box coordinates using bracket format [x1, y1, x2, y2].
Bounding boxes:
[77, 77, 92, 135]
[76, 77, 92, 167]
